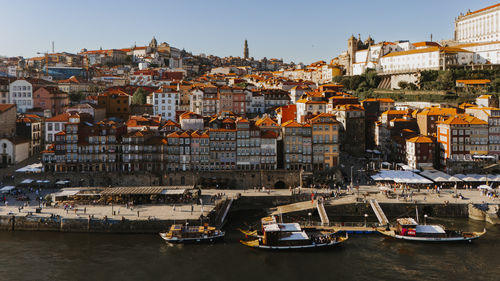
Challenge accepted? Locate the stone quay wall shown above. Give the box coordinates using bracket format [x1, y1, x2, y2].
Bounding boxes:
[0, 215, 201, 233]
[15, 170, 300, 189]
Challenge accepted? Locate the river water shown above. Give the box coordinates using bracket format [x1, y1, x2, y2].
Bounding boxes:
[0, 216, 498, 281]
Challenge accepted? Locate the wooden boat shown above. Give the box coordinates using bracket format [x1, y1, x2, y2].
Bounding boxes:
[159, 224, 225, 243]
[378, 218, 486, 242]
[240, 219, 347, 250]
[238, 216, 277, 238]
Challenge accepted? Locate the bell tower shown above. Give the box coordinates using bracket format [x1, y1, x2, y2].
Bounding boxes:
[347, 35, 358, 75]
[244, 40, 249, 60]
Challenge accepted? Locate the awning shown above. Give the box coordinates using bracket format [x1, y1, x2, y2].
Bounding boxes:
[454, 174, 498, 182]
[419, 170, 462, 182]
[100, 187, 165, 195]
[55, 180, 70, 185]
[396, 163, 420, 172]
[53, 189, 80, 198]
[20, 179, 34, 184]
[0, 186, 15, 193]
[371, 170, 433, 184]
[15, 163, 42, 173]
[161, 189, 187, 195]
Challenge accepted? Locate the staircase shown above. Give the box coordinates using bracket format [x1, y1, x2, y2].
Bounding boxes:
[214, 198, 234, 228]
[369, 199, 389, 226]
[316, 199, 329, 226]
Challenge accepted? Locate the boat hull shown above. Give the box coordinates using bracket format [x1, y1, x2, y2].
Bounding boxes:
[377, 229, 485, 242]
[240, 237, 347, 250]
[159, 232, 225, 244]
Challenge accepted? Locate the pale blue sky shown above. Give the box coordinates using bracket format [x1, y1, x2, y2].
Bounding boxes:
[0, 0, 497, 63]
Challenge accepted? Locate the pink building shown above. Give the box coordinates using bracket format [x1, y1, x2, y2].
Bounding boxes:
[232, 91, 246, 115]
[33, 86, 69, 115]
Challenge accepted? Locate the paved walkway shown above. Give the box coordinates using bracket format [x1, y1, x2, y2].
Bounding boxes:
[0, 185, 498, 221]
[0, 203, 214, 221]
[0, 188, 215, 221]
[270, 186, 500, 215]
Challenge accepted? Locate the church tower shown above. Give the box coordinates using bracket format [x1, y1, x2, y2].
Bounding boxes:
[244, 40, 249, 59]
[347, 35, 358, 75]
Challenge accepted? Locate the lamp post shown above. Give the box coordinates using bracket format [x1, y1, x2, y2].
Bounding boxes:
[364, 213, 368, 227]
[308, 212, 312, 226]
[350, 166, 354, 191]
[424, 214, 428, 225]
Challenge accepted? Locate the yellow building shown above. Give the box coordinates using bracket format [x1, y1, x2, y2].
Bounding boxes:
[310, 113, 340, 169]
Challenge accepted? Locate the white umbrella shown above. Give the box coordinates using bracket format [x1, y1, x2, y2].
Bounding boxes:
[378, 186, 391, 191]
[477, 185, 493, 191]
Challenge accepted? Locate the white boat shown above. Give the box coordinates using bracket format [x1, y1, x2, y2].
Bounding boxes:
[240, 219, 347, 250]
[378, 218, 486, 242]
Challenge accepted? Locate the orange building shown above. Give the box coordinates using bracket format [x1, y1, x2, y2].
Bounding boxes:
[97, 89, 131, 120]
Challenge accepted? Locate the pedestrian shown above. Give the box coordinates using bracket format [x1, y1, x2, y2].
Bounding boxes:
[191, 204, 194, 214]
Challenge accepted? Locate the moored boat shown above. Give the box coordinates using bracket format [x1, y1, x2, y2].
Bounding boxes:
[159, 224, 225, 243]
[240, 218, 347, 250]
[378, 218, 486, 242]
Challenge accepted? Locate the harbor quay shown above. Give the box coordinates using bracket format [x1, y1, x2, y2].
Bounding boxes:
[0, 184, 498, 233]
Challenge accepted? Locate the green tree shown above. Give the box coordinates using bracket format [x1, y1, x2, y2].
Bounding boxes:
[398, 81, 409, 89]
[69, 92, 85, 103]
[364, 68, 380, 88]
[435, 71, 454, 91]
[131, 88, 148, 105]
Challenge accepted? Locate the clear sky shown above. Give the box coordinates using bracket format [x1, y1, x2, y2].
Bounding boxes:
[0, 0, 497, 63]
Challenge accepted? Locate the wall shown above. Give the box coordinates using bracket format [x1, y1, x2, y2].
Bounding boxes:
[15, 170, 300, 189]
[390, 73, 419, 89]
[0, 105, 16, 137]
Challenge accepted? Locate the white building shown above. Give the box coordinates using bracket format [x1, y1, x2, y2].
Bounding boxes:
[379, 47, 473, 73]
[246, 90, 264, 115]
[456, 41, 500, 64]
[296, 98, 327, 123]
[44, 112, 71, 148]
[9, 79, 33, 113]
[455, 3, 500, 43]
[189, 88, 204, 115]
[179, 112, 204, 131]
[0, 138, 29, 165]
[148, 86, 178, 120]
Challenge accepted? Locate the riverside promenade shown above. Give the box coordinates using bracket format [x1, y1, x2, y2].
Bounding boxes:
[0, 185, 498, 233]
[269, 185, 500, 215]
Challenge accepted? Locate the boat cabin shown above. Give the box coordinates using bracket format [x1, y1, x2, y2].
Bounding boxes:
[166, 224, 218, 239]
[396, 218, 446, 238]
[262, 223, 311, 246]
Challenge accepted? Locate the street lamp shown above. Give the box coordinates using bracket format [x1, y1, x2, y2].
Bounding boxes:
[424, 214, 428, 225]
[364, 213, 368, 227]
[308, 212, 312, 226]
[350, 166, 354, 190]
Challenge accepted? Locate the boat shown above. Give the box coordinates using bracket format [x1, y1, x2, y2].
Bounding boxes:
[238, 216, 277, 238]
[239, 217, 347, 250]
[159, 223, 225, 243]
[377, 218, 486, 242]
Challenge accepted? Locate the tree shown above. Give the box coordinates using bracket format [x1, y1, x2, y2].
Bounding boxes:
[69, 92, 85, 103]
[435, 71, 454, 91]
[398, 81, 409, 90]
[132, 88, 148, 105]
[364, 69, 380, 88]
[408, 83, 418, 90]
